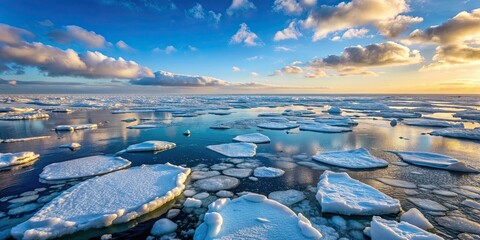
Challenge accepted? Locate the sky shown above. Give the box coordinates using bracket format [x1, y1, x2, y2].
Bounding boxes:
[0, 0, 479, 94]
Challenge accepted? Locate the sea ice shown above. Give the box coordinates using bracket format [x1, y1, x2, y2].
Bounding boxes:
[40, 155, 131, 181]
[462, 199, 480, 210]
[403, 119, 464, 128]
[314, 116, 357, 127]
[207, 143, 257, 157]
[151, 218, 177, 236]
[11, 163, 190, 240]
[193, 176, 240, 191]
[55, 124, 97, 131]
[316, 171, 400, 215]
[300, 123, 352, 133]
[0, 152, 39, 169]
[268, 190, 306, 206]
[312, 148, 388, 169]
[126, 124, 157, 129]
[389, 151, 479, 173]
[222, 168, 252, 178]
[400, 208, 434, 230]
[0, 112, 49, 120]
[436, 216, 480, 234]
[432, 190, 457, 197]
[253, 167, 285, 177]
[191, 171, 221, 180]
[370, 216, 442, 240]
[327, 106, 342, 114]
[58, 143, 81, 150]
[377, 111, 421, 118]
[193, 194, 322, 239]
[232, 133, 271, 144]
[1, 136, 50, 143]
[430, 128, 480, 141]
[216, 190, 233, 198]
[376, 178, 417, 189]
[184, 198, 202, 208]
[407, 198, 447, 211]
[257, 122, 299, 130]
[126, 140, 176, 152]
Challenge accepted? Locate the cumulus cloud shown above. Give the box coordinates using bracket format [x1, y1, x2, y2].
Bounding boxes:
[273, 0, 303, 15]
[186, 3, 205, 19]
[49, 25, 110, 48]
[305, 41, 423, 77]
[0, 24, 153, 79]
[302, 0, 413, 41]
[331, 28, 370, 41]
[230, 23, 263, 46]
[116, 40, 135, 52]
[269, 70, 283, 76]
[0, 24, 34, 46]
[131, 71, 228, 86]
[282, 65, 303, 74]
[232, 66, 241, 71]
[375, 15, 423, 38]
[274, 20, 302, 41]
[226, 0, 256, 16]
[165, 45, 177, 54]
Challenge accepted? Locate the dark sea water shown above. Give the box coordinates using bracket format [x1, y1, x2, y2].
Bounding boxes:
[0, 95, 479, 239]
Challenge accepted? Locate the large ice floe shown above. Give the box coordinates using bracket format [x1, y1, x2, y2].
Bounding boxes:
[370, 216, 442, 240]
[54, 124, 98, 131]
[0, 112, 49, 120]
[11, 163, 191, 239]
[39, 155, 131, 181]
[257, 122, 299, 130]
[193, 194, 322, 240]
[312, 148, 388, 169]
[389, 151, 479, 173]
[126, 140, 176, 152]
[0, 152, 40, 169]
[207, 143, 256, 157]
[232, 133, 271, 144]
[316, 171, 401, 215]
[429, 127, 480, 141]
[300, 123, 352, 133]
[402, 119, 464, 128]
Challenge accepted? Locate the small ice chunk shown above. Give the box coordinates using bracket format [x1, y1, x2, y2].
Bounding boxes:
[167, 209, 181, 219]
[376, 178, 417, 189]
[40, 155, 131, 181]
[0, 152, 39, 169]
[193, 176, 240, 191]
[300, 123, 352, 133]
[191, 171, 220, 180]
[404, 189, 419, 196]
[432, 190, 458, 197]
[59, 143, 81, 150]
[316, 171, 400, 215]
[407, 198, 447, 211]
[126, 140, 176, 152]
[8, 195, 38, 204]
[216, 190, 233, 198]
[436, 216, 480, 234]
[257, 122, 299, 130]
[222, 168, 252, 178]
[8, 203, 39, 215]
[253, 167, 285, 178]
[207, 143, 256, 157]
[370, 216, 442, 240]
[210, 163, 233, 171]
[389, 151, 479, 173]
[193, 192, 210, 200]
[1, 136, 50, 143]
[462, 199, 480, 210]
[183, 130, 191, 136]
[327, 106, 342, 114]
[151, 218, 178, 236]
[400, 208, 434, 230]
[193, 194, 322, 239]
[268, 190, 306, 206]
[312, 148, 388, 169]
[184, 198, 202, 208]
[233, 133, 271, 144]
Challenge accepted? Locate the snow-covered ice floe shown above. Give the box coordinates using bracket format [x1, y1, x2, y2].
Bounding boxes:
[126, 140, 176, 152]
[253, 167, 285, 177]
[207, 143, 256, 157]
[39, 155, 131, 181]
[55, 124, 98, 131]
[232, 133, 271, 144]
[316, 171, 400, 215]
[1, 136, 50, 143]
[429, 127, 480, 141]
[389, 151, 479, 173]
[300, 123, 352, 133]
[11, 163, 191, 239]
[314, 116, 357, 127]
[370, 216, 442, 240]
[312, 148, 388, 169]
[0, 112, 49, 120]
[402, 119, 464, 128]
[257, 122, 299, 130]
[59, 143, 81, 150]
[0, 152, 40, 169]
[193, 194, 322, 240]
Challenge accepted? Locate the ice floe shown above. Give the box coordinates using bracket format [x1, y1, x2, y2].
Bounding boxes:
[376, 111, 422, 118]
[126, 140, 176, 152]
[1, 136, 50, 143]
[312, 148, 388, 169]
[403, 119, 464, 128]
[39, 155, 131, 181]
[126, 124, 157, 129]
[55, 124, 97, 131]
[0, 152, 39, 169]
[300, 123, 352, 133]
[314, 116, 357, 127]
[430, 127, 480, 141]
[268, 190, 306, 206]
[193, 194, 322, 239]
[193, 175, 240, 191]
[232, 133, 271, 144]
[453, 110, 480, 121]
[0, 112, 49, 120]
[316, 171, 400, 215]
[253, 167, 285, 177]
[400, 208, 434, 230]
[370, 216, 442, 240]
[257, 122, 299, 130]
[58, 143, 81, 150]
[222, 168, 252, 178]
[389, 151, 479, 173]
[151, 218, 177, 237]
[435, 216, 480, 234]
[407, 198, 447, 211]
[376, 178, 417, 189]
[207, 143, 256, 157]
[11, 163, 190, 239]
[327, 106, 342, 114]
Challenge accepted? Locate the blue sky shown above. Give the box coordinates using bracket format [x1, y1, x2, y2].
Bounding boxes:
[0, 0, 479, 94]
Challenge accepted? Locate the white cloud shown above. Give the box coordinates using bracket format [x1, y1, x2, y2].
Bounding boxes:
[208, 11, 222, 24]
[226, 0, 256, 16]
[131, 71, 228, 86]
[274, 20, 303, 41]
[230, 23, 263, 46]
[282, 65, 303, 74]
[0, 24, 34, 46]
[186, 3, 222, 24]
[232, 66, 241, 71]
[38, 19, 54, 27]
[275, 46, 294, 52]
[250, 71, 259, 76]
[331, 28, 370, 41]
[273, 0, 303, 15]
[246, 55, 262, 61]
[116, 40, 135, 52]
[268, 70, 283, 76]
[188, 45, 198, 51]
[49, 25, 110, 48]
[375, 15, 423, 38]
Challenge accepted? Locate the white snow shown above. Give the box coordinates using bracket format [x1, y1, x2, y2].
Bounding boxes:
[300, 123, 352, 133]
[390, 151, 479, 173]
[407, 198, 447, 211]
[193, 175, 240, 191]
[316, 171, 401, 215]
[370, 216, 442, 240]
[312, 148, 388, 169]
[55, 124, 97, 131]
[376, 178, 417, 189]
[257, 122, 299, 130]
[222, 168, 252, 178]
[400, 208, 434, 230]
[232, 133, 271, 144]
[11, 163, 190, 240]
[39, 155, 131, 181]
[430, 127, 480, 141]
[126, 140, 176, 152]
[268, 190, 306, 206]
[151, 218, 178, 236]
[253, 167, 285, 178]
[193, 194, 322, 240]
[207, 143, 257, 157]
[436, 216, 480, 234]
[0, 152, 39, 169]
[403, 119, 464, 128]
[1, 136, 50, 143]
